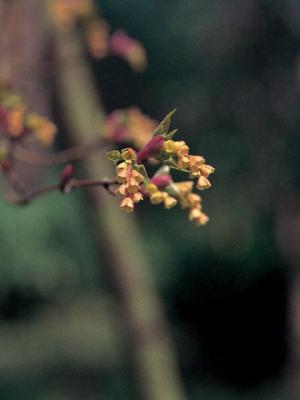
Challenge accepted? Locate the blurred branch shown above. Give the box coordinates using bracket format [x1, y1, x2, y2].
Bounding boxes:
[14, 136, 108, 166]
[54, 23, 187, 400]
[6, 177, 117, 205]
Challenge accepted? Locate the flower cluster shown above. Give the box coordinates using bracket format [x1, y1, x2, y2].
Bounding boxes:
[0, 84, 57, 171]
[0, 90, 57, 147]
[114, 149, 144, 213]
[107, 111, 215, 226]
[161, 139, 215, 190]
[110, 30, 147, 72]
[105, 107, 157, 149]
[50, 0, 147, 71]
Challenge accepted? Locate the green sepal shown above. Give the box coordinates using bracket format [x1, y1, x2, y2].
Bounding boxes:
[154, 152, 174, 163]
[153, 108, 177, 137]
[165, 129, 178, 139]
[165, 183, 181, 197]
[135, 164, 150, 184]
[106, 150, 122, 163]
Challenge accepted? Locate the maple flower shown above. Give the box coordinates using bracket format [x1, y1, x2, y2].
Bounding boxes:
[145, 182, 177, 210]
[169, 180, 209, 226]
[85, 19, 110, 59]
[26, 113, 57, 146]
[115, 161, 144, 213]
[6, 105, 27, 138]
[162, 139, 215, 190]
[189, 208, 209, 226]
[110, 30, 147, 72]
[196, 175, 212, 190]
[105, 107, 157, 149]
[107, 109, 216, 226]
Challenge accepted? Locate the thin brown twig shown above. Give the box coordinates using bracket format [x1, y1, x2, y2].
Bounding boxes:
[6, 177, 117, 205]
[13, 136, 108, 166]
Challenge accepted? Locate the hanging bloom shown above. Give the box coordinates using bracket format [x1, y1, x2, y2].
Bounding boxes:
[110, 30, 147, 72]
[164, 196, 177, 209]
[6, 105, 27, 138]
[188, 155, 206, 177]
[107, 109, 216, 226]
[115, 161, 144, 213]
[196, 176, 211, 190]
[26, 113, 57, 147]
[85, 19, 110, 59]
[105, 107, 157, 149]
[105, 109, 128, 142]
[126, 108, 157, 148]
[189, 208, 209, 226]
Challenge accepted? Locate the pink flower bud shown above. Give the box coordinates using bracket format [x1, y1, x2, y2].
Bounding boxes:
[150, 174, 171, 189]
[110, 30, 135, 57]
[60, 164, 74, 191]
[106, 110, 128, 142]
[137, 135, 164, 164]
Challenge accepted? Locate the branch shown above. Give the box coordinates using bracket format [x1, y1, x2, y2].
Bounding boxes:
[6, 177, 117, 205]
[13, 136, 108, 166]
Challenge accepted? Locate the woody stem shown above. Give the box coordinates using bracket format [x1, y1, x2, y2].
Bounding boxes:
[6, 177, 117, 205]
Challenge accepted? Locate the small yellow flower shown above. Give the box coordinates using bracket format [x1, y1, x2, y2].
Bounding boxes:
[188, 155, 205, 177]
[116, 162, 130, 182]
[131, 192, 143, 202]
[150, 191, 167, 204]
[200, 164, 215, 178]
[127, 107, 157, 149]
[121, 147, 137, 162]
[162, 140, 175, 153]
[115, 162, 144, 212]
[120, 197, 134, 213]
[173, 141, 189, 155]
[7, 106, 26, 137]
[196, 176, 211, 190]
[174, 181, 193, 196]
[189, 208, 209, 226]
[177, 154, 190, 169]
[35, 122, 57, 146]
[164, 196, 177, 209]
[146, 183, 158, 195]
[26, 113, 57, 146]
[187, 193, 202, 208]
[163, 140, 189, 156]
[115, 184, 127, 196]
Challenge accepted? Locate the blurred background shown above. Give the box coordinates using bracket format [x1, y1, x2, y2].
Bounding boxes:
[0, 0, 300, 399]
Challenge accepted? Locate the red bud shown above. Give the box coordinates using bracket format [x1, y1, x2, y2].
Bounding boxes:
[150, 174, 171, 189]
[137, 135, 164, 164]
[60, 164, 74, 190]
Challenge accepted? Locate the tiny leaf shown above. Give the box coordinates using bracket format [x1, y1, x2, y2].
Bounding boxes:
[153, 108, 176, 137]
[135, 164, 149, 183]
